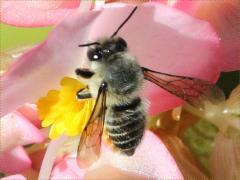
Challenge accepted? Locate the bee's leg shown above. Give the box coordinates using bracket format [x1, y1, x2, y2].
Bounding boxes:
[75, 68, 95, 79]
[76, 88, 92, 99]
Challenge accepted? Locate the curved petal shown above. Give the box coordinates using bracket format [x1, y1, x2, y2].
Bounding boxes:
[51, 131, 183, 179]
[17, 103, 41, 128]
[2, 3, 221, 116]
[51, 157, 85, 179]
[0, 0, 93, 27]
[172, 0, 240, 72]
[0, 112, 44, 152]
[0, 146, 31, 175]
[171, 0, 201, 14]
[38, 136, 69, 180]
[2, 174, 26, 180]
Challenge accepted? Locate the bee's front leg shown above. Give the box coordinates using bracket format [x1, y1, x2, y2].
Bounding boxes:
[75, 68, 95, 100]
[75, 68, 95, 79]
[76, 88, 92, 100]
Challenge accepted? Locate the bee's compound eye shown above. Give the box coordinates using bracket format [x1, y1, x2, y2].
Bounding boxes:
[102, 49, 111, 54]
[87, 49, 102, 61]
[115, 37, 127, 51]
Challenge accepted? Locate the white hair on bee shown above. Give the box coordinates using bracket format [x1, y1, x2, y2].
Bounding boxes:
[76, 6, 147, 159]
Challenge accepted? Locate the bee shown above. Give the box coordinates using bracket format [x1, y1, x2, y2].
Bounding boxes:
[75, 6, 224, 168]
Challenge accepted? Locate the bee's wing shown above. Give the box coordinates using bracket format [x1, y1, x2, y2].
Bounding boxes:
[142, 67, 225, 109]
[77, 82, 107, 168]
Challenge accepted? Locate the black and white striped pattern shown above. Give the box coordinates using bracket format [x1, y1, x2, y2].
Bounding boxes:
[106, 97, 145, 155]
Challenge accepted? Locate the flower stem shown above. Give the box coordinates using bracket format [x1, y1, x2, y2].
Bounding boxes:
[38, 135, 68, 180]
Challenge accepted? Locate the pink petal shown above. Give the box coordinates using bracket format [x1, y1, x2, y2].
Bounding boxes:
[171, 0, 201, 15]
[17, 103, 41, 128]
[0, 146, 31, 175]
[51, 157, 85, 179]
[51, 131, 183, 179]
[172, 0, 240, 71]
[0, 112, 44, 152]
[2, 174, 26, 180]
[2, 3, 221, 116]
[39, 136, 68, 180]
[0, 0, 91, 27]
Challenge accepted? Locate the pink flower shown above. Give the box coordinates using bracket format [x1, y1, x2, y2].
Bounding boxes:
[1, 1, 239, 179]
[0, 104, 44, 176]
[51, 131, 183, 179]
[1, 174, 26, 180]
[171, 0, 240, 72]
[0, 0, 104, 27]
[2, 2, 223, 116]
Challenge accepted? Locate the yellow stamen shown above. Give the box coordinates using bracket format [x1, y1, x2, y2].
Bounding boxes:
[37, 77, 95, 139]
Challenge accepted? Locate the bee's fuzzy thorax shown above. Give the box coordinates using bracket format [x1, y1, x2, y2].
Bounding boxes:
[76, 35, 146, 156]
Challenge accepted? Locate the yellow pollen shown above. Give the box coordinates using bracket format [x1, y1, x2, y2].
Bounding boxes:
[37, 77, 95, 139]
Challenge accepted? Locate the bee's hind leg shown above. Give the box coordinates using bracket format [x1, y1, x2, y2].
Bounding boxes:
[76, 88, 92, 100]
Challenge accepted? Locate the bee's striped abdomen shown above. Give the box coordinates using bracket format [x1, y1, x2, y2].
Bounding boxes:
[106, 97, 145, 155]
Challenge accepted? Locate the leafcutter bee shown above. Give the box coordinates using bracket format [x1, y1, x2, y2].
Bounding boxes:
[75, 6, 224, 168]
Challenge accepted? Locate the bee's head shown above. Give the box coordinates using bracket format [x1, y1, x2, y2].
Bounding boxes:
[86, 37, 127, 61]
[78, 6, 137, 61]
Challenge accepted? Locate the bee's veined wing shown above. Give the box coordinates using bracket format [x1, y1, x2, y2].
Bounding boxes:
[142, 67, 225, 109]
[77, 82, 107, 168]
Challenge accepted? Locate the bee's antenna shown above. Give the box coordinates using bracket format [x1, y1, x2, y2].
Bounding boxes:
[111, 6, 138, 38]
[78, 6, 137, 47]
[78, 42, 100, 47]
